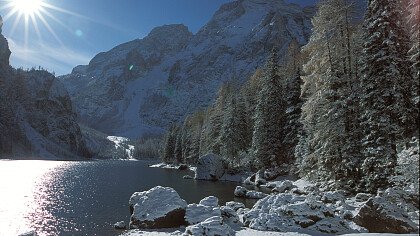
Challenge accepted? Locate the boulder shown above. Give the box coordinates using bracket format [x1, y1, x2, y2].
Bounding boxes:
[129, 186, 187, 229]
[199, 196, 219, 207]
[221, 206, 243, 229]
[225, 201, 245, 211]
[272, 180, 295, 193]
[114, 221, 126, 229]
[245, 191, 268, 199]
[184, 216, 235, 236]
[242, 193, 362, 234]
[353, 196, 418, 233]
[255, 169, 267, 186]
[234, 186, 247, 198]
[185, 204, 221, 225]
[194, 153, 225, 181]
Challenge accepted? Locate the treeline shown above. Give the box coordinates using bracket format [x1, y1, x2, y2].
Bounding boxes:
[162, 0, 419, 193]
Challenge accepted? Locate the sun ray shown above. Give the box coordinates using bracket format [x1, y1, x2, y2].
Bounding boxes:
[39, 8, 74, 34]
[2, 7, 19, 22]
[30, 12, 43, 42]
[24, 13, 29, 49]
[36, 12, 65, 48]
[9, 11, 23, 37]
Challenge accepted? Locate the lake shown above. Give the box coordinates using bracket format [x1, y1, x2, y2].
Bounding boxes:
[0, 160, 248, 236]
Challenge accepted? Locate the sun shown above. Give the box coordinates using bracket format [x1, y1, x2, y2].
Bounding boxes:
[11, 0, 44, 16]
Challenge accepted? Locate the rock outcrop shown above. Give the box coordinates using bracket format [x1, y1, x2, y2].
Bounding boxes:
[0, 17, 89, 159]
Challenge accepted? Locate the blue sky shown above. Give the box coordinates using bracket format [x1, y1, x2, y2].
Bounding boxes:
[0, 0, 316, 75]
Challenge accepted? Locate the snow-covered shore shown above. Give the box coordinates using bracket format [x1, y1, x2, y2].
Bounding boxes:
[119, 181, 419, 236]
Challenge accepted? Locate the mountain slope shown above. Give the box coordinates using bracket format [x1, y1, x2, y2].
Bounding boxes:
[0, 20, 90, 159]
[60, 0, 315, 138]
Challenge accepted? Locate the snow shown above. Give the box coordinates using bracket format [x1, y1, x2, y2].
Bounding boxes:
[184, 216, 235, 236]
[185, 203, 221, 225]
[129, 186, 187, 229]
[199, 196, 219, 207]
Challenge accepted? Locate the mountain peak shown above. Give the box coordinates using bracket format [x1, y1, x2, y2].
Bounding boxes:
[147, 24, 191, 38]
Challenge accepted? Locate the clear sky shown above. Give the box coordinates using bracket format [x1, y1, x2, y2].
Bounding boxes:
[0, 0, 316, 75]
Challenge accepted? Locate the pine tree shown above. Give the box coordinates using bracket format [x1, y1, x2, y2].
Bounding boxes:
[162, 125, 177, 163]
[252, 48, 286, 168]
[299, 0, 363, 189]
[360, 0, 416, 192]
[407, 0, 419, 131]
[220, 94, 249, 165]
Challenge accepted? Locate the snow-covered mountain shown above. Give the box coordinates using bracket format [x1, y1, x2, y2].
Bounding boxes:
[60, 0, 315, 138]
[0, 22, 89, 159]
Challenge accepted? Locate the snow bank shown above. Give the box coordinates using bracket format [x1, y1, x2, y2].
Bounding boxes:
[129, 186, 187, 229]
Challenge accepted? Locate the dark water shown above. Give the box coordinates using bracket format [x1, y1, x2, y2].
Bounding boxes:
[0, 160, 247, 236]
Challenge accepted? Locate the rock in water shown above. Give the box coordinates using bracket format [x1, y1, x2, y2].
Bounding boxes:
[128, 186, 187, 229]
[194, 154, 225, 181]
[114, 221, 126, 229]
[234, 186, 247, 197]
[353, 196, 418, 233]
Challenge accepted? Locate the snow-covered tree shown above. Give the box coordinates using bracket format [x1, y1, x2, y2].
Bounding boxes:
[252, 48, 286, 168]
[360, 0, 416, 192]
[299, 0, 363, 189]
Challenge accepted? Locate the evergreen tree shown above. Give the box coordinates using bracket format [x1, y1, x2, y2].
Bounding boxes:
[162, 125, 177, 163]
[360, 0, 416, 192]
[299, 0, 362, 189]
[252, 48, 286, 168]
[220, 94, 249, 165]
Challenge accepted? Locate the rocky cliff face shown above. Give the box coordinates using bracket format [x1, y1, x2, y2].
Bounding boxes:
[0, 17, 89, 159]
[60, 0, 315, 138]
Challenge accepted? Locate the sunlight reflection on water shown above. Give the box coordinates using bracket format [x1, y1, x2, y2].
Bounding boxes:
[0, 160, 68, 235]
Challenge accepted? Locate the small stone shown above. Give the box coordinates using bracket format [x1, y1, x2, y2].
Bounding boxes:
[114, 221, 126, 229]
[234, 186, 247, 197]
[183, 175, 193, 179]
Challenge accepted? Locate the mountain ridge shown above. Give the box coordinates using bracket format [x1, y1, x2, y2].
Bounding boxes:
[60, 0, 315, 138]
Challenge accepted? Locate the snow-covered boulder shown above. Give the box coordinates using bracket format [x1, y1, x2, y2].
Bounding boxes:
[195, 154, 225, 181]
[221, 206, 243, 228]
[185, 204, 221, 225]
[225, 201, 245, 211]
[199, 196, 219, 207]
[242, 193, 363, 234]
[245, 191, 268, 199]
[234, 186, 247, 197]
[184, 216, 235, 236]
[234, 186, 268, 199]
[129, 186, 187, 229]
[272, 180, 295, 193]
[255, 169, 267, 186]
[114, 221, 126, 229]
[353, 196, 418, 233]
[355, 193, 372, 202]
[321, 191, 345, 203]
